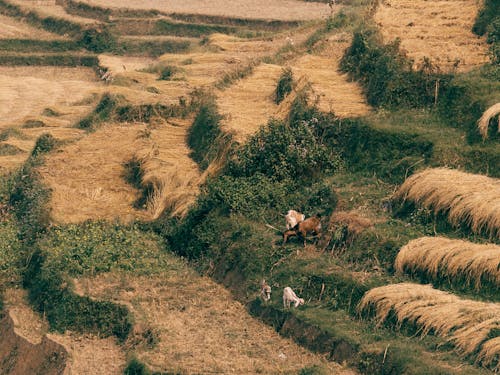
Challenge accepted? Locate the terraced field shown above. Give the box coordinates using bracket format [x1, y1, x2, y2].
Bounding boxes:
[374, 0, 490, 72]
[0, 0, 498, 374]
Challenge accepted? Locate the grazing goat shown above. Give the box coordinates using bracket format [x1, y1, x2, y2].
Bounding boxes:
[283, 287, 304, 308]
[285, 210, 305, 230]
[260, 280, 271, 302]
[283, 214, 322, 246]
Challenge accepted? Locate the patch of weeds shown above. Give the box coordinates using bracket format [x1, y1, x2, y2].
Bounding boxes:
[42, 108, 60, 117]
[275, 67, 294, 104]
[158, 65, 177, 80]
[0, 144, 23, 156]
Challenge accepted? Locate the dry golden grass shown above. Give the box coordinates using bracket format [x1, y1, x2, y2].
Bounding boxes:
[133, 118, 203, 218]
[291, 34, 370, 117]
[395, 168, 500, 237]
[81, 0, 330, 21]
[3, 287, 126, 374]
[395, 236, 500, 289]
[478, 102, 500, 140]
[374, 0, 490, 72]
[358, 283, 500, 369]
[75, 270, 350, 375]
[39, 122, 151, 224]
[9, 0, 100, 25]
[217, 63, 282, 142]
[0, 66, 100, 130]
[0, 14, 67, 39]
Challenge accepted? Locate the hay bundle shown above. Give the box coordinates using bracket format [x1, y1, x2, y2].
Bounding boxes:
[477, 103, 500, 140]
[395, 237, 500, 290]
[325, 210, 374, 248]
[395, 168, 500, 238]
[358, 283, 500, 369]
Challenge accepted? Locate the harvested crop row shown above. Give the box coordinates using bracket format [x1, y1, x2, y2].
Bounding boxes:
[0, 14, 67, 40]
[358, 283, 500, 370]
[374, 0, 490, 72]
[395, 236, 500, 290]
[395, 168, 500, 238]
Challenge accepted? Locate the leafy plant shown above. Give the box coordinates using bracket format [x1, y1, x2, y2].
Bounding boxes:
[275, 67, 294, 104]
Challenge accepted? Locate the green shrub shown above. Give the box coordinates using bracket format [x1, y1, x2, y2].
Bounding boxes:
[0, 221, 22, 284]
[39, 222, 170, 277]
[124, 357, 151, 375]
[158, 65, 177, 80]
[275, 67, 294, 104]
[77, 93, 117, 131]
[31, 133, 58, 157]
[472, 0, 500, 36]
[227, 119, 340, 182]
[78, 27, 116, 53]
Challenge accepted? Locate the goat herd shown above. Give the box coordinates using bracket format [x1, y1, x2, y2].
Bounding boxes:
[261, 209, 322, 308]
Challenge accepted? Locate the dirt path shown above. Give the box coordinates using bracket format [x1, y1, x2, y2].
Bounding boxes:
[374, 0, 490, 72]
[75, 271, 353, 374]
[81, 0, 330, 21]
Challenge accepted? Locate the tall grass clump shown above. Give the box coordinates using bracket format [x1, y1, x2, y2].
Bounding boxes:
[77, 93, 117, 131]
[395, 237, 500, 294]
[394, 168, 500, 238]
[275, 67, 294, 104]
[358, 283, 500, 370]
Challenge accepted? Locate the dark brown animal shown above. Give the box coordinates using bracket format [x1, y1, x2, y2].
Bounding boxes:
[283, 214, 322, 246]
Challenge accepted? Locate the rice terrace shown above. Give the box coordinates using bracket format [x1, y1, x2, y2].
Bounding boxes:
[0, 0, 498, 373]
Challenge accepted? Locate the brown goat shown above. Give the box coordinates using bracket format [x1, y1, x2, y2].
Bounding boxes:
[283, 214, 322, 246]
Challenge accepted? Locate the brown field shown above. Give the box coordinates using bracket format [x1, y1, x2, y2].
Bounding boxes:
[395, 168, 500, 238]
[2, 288, 126, 374]
[9, 0, 100, 25]
[74, 270, 351, 374]
[80, 0, 330, 21]
[217, 63, 282, 142]
[374, 0, 490, 72]
[359, 283, 500, 370]
[395, 236, 500, 289]
[0, 14, 67, 40]
[291, 52, 370, 117]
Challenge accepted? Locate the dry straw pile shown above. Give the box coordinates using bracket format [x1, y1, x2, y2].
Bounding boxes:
[395, 236, 500, 290]
[477, 103, 500, 140]
[395, 168, 500, 238]
[358, 283, 500, 370]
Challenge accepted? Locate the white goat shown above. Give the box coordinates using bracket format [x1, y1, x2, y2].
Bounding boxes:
[260, 279, 271, 301]
[285, 210, 305, 230]
[283, 287, 304, 308]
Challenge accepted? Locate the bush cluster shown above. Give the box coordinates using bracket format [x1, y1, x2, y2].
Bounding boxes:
[275, 68, 294, 104]
[473, 0, 500, 63]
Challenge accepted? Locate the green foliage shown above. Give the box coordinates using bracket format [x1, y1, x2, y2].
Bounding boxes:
[40, 16, 82, 36]
[0, 39, 80, 53]
[340, 28, 450, 109]
[463, 146, 500, 177]
[0, 221, 22, 285]
[187, 98, 232, 170]
[124, 357, 151, 375]
[31, 133, 58, 157]
[116, 39, 190, 57]
[63, 0, 111, 22]
[227, 119, 340, 182]
[153, 19, 236, 37]
[39, 222, 170, 278]
[0, 54, 99, 67]
[275, 67, 294, 104]
[77, 93, 117, 131]
[472, 0, 500, 36]
[158, 65, 177, 80]
[77, 27, 116, 53]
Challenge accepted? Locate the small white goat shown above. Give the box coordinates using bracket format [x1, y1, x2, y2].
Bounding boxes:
[285, 210, 305, 230]
[260, 280, 271, 301]
[283, 287, 304, 308]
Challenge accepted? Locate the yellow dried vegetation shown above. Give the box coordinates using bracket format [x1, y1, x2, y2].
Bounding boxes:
[0, 14, 66, 39]
[217, 63, 283, 142]
[395, 236, 500, 289]
[477, 103, 500, 140]
[74, 271, 349, 374]
[9, 0, 99, 25]
[358, 283, 500, 370]
[0, 66, 99, 130]
[374, 0, 489, 72]
[80, 0, 330, 21]
[395, 168, 500, 238]
[132, 118, 204, 218]
[290, 35, 371, 117]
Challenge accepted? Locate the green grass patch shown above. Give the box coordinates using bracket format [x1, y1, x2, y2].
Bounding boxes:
[116, 39, 190, 57]
[77, 93, 117, 131]
[0, 54, 99, 67]
[62, 0, 111, 22]
[0, 39, 80, 53]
